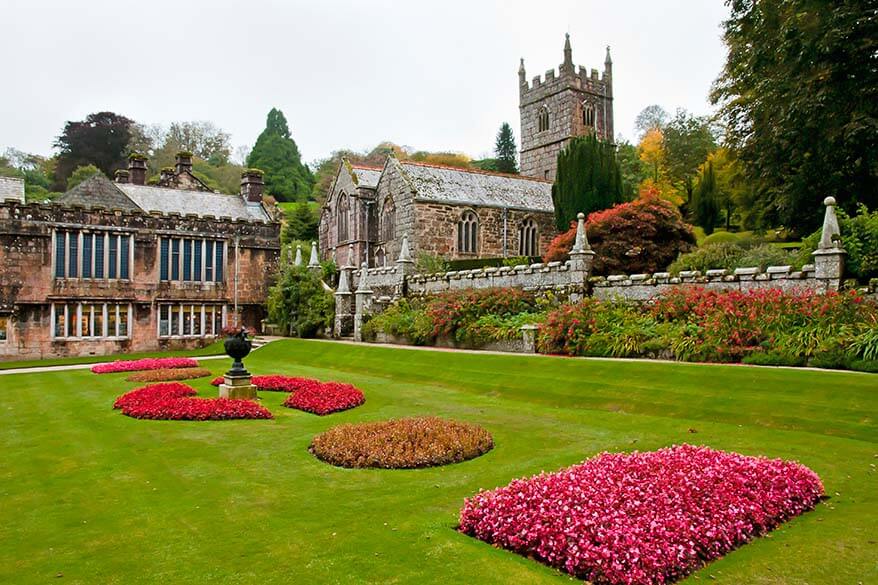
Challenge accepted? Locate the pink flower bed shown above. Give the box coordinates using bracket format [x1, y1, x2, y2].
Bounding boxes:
[92, 357, 199, 374]
[210, 374, 321, 393]
[283, 382, 365, 415]
[113, 382, 273, 421]
[459, 444, 823, 585]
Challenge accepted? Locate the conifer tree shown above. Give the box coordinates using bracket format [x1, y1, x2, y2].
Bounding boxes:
[247, 108, 313, 202]
[494, 122, 518, 174]
[693, 161, 720, 235]
[281, 202, 319, 245]
[551, 135, 623, 231]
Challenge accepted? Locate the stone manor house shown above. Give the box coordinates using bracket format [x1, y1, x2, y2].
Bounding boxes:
[319, 35, 613, 267]
[0, 153, 280, 360]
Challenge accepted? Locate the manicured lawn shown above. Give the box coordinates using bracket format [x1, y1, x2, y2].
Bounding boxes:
[0, 339, 875, 584]
[0, 340, 224, 371]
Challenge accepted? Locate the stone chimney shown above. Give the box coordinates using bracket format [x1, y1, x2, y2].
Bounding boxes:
[128, 154, 148, 185]
[114, 169, 129, 184]
[240, 169, 264, 203]
[175, 151, 193, 175]
[160, 167, 175, 184]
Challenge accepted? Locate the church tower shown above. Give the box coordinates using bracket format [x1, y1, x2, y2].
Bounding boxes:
[519, 35, 614, 181]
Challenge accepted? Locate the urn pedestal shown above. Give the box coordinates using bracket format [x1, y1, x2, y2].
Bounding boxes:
[219, 374, 257, 399]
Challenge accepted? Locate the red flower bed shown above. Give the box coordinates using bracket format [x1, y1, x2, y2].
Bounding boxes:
[283, 382, 365, 415]
[113, 382, 272, 421]
[459, 444, 823, 585]
[92, 357, 199, 374]
[209, 374, 322, 392]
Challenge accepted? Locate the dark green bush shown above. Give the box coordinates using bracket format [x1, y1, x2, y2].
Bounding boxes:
[267, 263, 334, 337]
[742, 352, 807, 367]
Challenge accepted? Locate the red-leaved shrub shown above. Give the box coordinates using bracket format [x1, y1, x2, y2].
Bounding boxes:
[459, 444, 823, 585]
[283, 382, 365, 415]
[544, 194, 696, 275]
[92, 357, 199, 374]
[113, 382, 272, 421]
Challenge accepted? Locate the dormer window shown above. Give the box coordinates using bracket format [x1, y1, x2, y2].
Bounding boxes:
[538, 106, 550, 132]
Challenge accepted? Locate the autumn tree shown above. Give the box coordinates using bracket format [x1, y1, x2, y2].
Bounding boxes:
[53, 111, 134, 190]
[551, 134, 623, 231]
[711, 0, 878, 234]
[247, 108, 313, 202]
[634, 105, 669, 139]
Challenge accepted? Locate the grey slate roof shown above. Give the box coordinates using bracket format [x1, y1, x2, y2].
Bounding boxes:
[55, 175, 271, 221]
[399, 162, 553, 212]
[0, 176, 26, 202]
[351, 166, 381, 189]
[119, 183, 270, 221]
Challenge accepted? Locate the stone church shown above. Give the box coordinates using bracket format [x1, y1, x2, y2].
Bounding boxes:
[319, 35, 613, 267]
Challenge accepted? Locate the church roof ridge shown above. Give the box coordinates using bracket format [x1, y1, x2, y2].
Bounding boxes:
[349, 163, 384, 170]
[398, 160, 553, 183]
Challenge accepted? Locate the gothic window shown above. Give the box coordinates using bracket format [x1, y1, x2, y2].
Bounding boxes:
[457, 210, 479, 254]
[537, 106, 550, 133]
[337, 194, 350, 242]
[381, 197, 395, 242]
[518, 218, 539, 257]
[582, 102, 596, 130]
[375, 247, 386, 267]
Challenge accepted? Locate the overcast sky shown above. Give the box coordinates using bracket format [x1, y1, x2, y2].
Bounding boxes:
[1, 0, 729, 165]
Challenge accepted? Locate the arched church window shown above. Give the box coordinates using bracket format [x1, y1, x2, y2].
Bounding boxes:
[518, 218, 539, 257]
[375, 247, 386, 267]
[381, 197, 395, 242]
[457, 210, 479, 254]
[337, 194, 350, 242]
[538, 106, 550, 133]
[582, 102, 596, 130]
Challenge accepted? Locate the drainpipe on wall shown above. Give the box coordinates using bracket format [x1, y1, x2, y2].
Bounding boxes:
[502, 207, 509, 258]
[233, 236, 240, 327]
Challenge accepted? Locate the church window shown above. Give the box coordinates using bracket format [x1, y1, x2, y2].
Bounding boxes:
[457, 210, 479, 254]
[518, 218, 539, 257]
[537, 106, 550, 132]
[381, 197, 395, 242]
[337, 194, 350, 242]
[582, 102, 596, 130]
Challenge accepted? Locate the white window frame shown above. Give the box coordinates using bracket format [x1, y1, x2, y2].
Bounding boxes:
[50, 303, 132, 340]
[157, 303, 227, 339]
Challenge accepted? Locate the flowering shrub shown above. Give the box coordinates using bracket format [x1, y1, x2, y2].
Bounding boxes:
[113, 382, 272, 421]
[126, 367, 212, 382]
[459, 444, 823, 585]
[538, 287, 878, 365]
[544, 195, 696, 275]
[209, 374, 322, 392]
[310, 417, 493, 468]
[283, 382, 365, 415]
[425, 288, 541, 343]
[92, 357, 199, 374]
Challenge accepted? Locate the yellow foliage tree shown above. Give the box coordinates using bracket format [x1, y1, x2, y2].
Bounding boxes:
[638, 127, 665, 182]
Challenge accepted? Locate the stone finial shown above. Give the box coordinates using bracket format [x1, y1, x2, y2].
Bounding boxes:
[294, 244, 303, 266]
[308, 241, 320, 268]
[347, 243, 355, 268]
[336, 267, 351, 294]
[563, 33, 572, 67]
[356, 261, 372, 293]
[819, 196, 842, 250]
[571, 212, 590, 252]
[605, 45, 612, 66]
[518, 58, 526, 84]
[397, 234, 413, 264]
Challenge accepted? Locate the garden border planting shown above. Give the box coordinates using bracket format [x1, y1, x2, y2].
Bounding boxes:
[113, 382, 273, 421]
[92, 357, 200, 374]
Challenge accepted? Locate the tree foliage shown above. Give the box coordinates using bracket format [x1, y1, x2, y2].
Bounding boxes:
[693, 161, 721, 234]
[266, 259, 334, 337]
[66, 165, 104, 190]
[711, 0, 878, 234]
[247, 108, 314, 202]
[634, 105, 669, 138]
[615, 139, 648, 200]
[281, 202, 319, 245]
[663, 109, 717, 206]
[494, 122, 518, 174]
[53, 111, 133, 190]
[551, 134, 623, 232]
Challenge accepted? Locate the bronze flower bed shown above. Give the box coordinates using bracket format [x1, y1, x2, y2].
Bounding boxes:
[125, 367, 213, 383]
[310, 417, 493, 469]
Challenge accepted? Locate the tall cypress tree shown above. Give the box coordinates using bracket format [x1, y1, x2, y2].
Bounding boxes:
[551, 135, 622, 231]
[494, 122, 518, 174]
[693, 161, 720, 235]
[247, 108, 313, 202]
